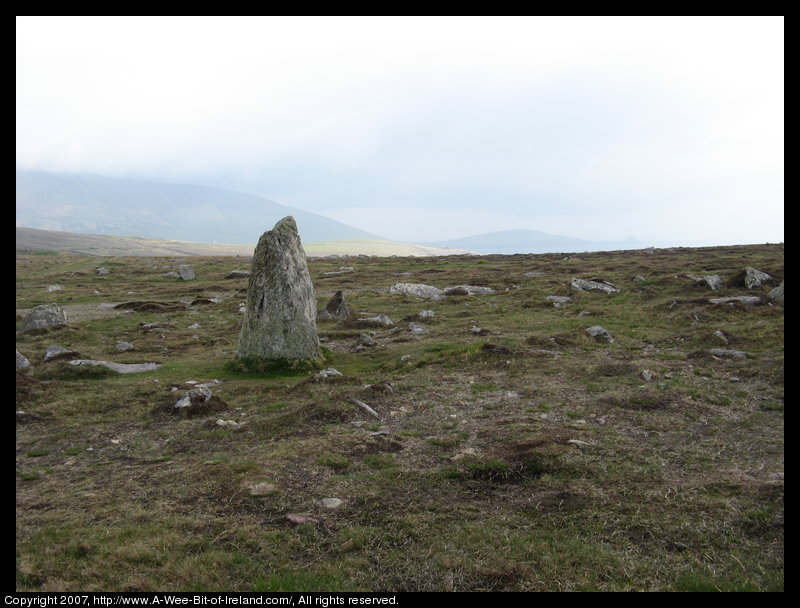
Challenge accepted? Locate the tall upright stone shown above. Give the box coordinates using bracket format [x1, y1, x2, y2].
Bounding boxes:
[235, 217, 322, 369]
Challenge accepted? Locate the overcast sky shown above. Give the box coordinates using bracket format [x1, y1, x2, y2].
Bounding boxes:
[16, 16, 784, 245]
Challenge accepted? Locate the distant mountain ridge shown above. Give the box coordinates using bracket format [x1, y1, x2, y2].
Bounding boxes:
[15, 170, 382, 245]
[427, 229, 641, 254]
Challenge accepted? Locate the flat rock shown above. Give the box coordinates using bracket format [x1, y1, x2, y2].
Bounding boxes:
[389, 283, 443, 299]
[443, 285, 495, 296]
[708, 348, 747, 359]
[571, 278, 619, 293]
[356, 314, 394, 327]
[96, 267, 110, 275]
[314, 367, 343, 381]
[116, 341, 135, 351]
[69, 359, 159, 374]
[286, 514, 318, 525]
[317, 498, 344, 509]
[43, 345, 78, 361]
[20, 304, 70, 333]
[545, 295, 572, 307]
[708, 296, 762, 306]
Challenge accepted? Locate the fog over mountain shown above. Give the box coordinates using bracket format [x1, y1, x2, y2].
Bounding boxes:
[15, 170, 382, 245]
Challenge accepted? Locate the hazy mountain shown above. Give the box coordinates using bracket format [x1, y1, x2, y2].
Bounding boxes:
[427, 229, 641, 254]
[15, 170, 382, 245]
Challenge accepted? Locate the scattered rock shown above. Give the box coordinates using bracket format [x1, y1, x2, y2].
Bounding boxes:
[178, 265, 195, 280]
[160, 271, 180, 278]
[708, 348, 747, 359]
[408, 323, 428, 335]
[730, 267, 772, 289]
[585, 326, 614, 343]
[96, 267, 110, 275]
[225, 270, 250, 279]
[357, 333, 377, 347]
[642, 370, 654, 382]
[768, 281, 784, 304]
[116, 341, 135, 351]
[16, 350, 32, 371]
[571, 278, 619, 293]
[523, 272, 545, 278]
[632, 275, 647, 282]
[69, 359, 159, 374]
[247, 482, 277, 496]
[711, 330, 729, 345]
[545, 295, 572, 307]
[694, 275, 723, 291]
[16, 410, 43, 423]
[708, 296, 762, 306]
[470, 326, 487, 335]
[317, 290, 350, 322]
[317, 498, 344, 509]
[20, 304, 70, 333]
[46, 285, 61, 293]
[43, 345, 78, 361]
[286, 514, 318, 526]
[417, 310, 436, 319]
[174, 387, 214, 412]
[389, 283, 443, 299]
[356, 314, 394, 327]
[314, 368, 343, 381]
[443, 285, 495, 296]
[216, 419, 245, 429]
[235, 217, 322, 366]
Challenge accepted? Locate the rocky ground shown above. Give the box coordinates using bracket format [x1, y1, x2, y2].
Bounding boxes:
[16, 244, 783, 591]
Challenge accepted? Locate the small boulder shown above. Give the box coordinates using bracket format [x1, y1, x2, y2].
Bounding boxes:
[708, 348, 747, 360]
[20, 304, 70, 333]
[356, 314, 394, 327]
[389, 283, 443, 300]
[178, 265, 195, 280]
[768, 281, 784, 304]
[96, 267, 110, 275]
[43, 345, 78, 361]
[317, 290, 350, 322]
[314, 367, 343, 381]
[444, 285, 495, 296]
[585, 326, 614, 343]
[571, 278, 619, 293]
[708, 296, 762, 306]
[695, 275, 723, 291]
[16, 350, 32, 371]
[730, 267, 772, 289]
[116, 341, 135, 352]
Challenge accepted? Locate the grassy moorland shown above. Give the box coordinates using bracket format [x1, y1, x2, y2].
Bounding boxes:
[16, 244, 783, 592]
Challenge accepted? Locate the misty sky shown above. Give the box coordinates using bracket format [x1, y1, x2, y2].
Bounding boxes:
[16, 16, 784, 245]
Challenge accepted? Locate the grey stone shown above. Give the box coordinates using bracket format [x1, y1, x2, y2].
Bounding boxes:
[357, 333, 377, 346]
[174, 387, 213, 409]
[16, 350, 31, 371]
[708, 348, 747, 359]
[68, 359, 159, 374]
[632, 275, 647, 282]
[417, 310, 436, 319]
[46, 285, 61, 293]
[696, 275, 723, 291]
[708, 296, 762, 306]
[523, 272, 545, 278]
[732, 267, 772, 289]
[160, 271, 179, 278]
[317, 290, 350, 322]
[545, 295, 572, 307]
[317, 498, 344, 509]
[225, 270, 250, 279]
[178, 265, 195, 281]
[314, 367, 343, 381]
[43, 345, 77, 361]
[389, 283, 443, 299]
[408, 323, 428, 334]
[236, 217, 321, 365]
[571, 278, 619, 293]
[20, 304, 69, 333]
[356, 314, 394, 327]
[768, 281, 784, 304]
[585, 326, 614, 343]
[444, 285, 495, 296]
[96, 267, 110, 275]
[712, 331, 729, 345]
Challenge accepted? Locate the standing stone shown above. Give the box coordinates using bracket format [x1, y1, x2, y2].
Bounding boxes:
[178, 265, 195, 281]
[317, 290, 350, 322]
[20, 304, 69, 333]
[235, 217, 322, 368]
